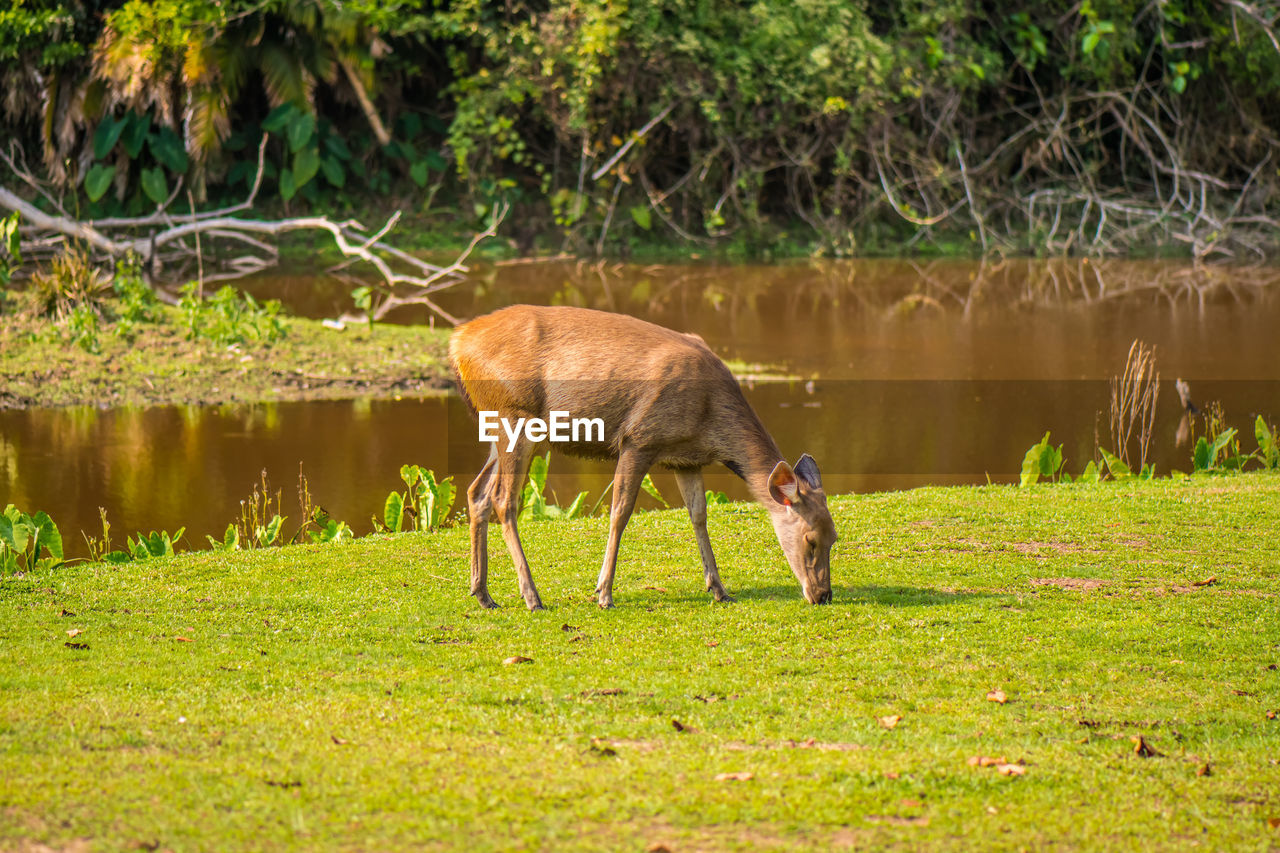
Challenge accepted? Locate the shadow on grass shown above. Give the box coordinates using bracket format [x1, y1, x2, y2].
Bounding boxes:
[667, 584, 999, 607]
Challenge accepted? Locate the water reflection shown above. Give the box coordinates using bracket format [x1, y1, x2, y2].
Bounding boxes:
[5, 258, 1280, 555]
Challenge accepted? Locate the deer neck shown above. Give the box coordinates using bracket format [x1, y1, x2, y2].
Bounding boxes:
[719, 410, 786, 507]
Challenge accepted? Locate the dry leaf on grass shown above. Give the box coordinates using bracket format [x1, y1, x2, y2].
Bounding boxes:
[672, 719, 698, 733]
[878, 714, 902, 729]
[66, 628, 83, 638]
[706, 640, 720, 647]
[1192, 576, 1217, 587]
[1132, 735, 1161, 757]
[995, 763, 1026, 776]
[1267, 817, 1280, 829]
[503, 656, 533, 665]
[175, 636, 193, 643]
[560, 624, 578, 632]
[714, 771, 754, 782]
[1267, 710, 1277, 720]
[646, 844, 673, 853]
[330, 734, 349, 745]
[900, 798, 923, 808]
[986, 690, 1007, 704]
[64, 642, 89, 650]
[968, 756, 1008, 768]
[1197, 763, 1211, 777]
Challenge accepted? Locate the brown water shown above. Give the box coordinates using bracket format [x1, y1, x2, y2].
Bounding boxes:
[3, 258, 1278, 555]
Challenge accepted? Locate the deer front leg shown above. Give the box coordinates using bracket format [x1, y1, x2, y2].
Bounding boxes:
[674, 469, 733, 603]
[596, 447, 656, 608]
[494, 438, 544, 611]
[467, 447, 500, 608]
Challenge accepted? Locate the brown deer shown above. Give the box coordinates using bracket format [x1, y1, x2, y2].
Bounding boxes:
[449, 304, 837, 610]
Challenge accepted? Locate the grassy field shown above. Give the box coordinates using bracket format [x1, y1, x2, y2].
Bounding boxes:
[2, 474, 1279, 851]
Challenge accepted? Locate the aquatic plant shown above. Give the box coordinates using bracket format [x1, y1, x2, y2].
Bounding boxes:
[0, 505, 63, 573]
[380, 465, 456, 533]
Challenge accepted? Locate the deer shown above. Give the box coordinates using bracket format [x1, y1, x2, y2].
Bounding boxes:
[449, 304, 837, 610]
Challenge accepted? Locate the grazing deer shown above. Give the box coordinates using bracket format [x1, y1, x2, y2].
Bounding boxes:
[449, 305, 837, 610]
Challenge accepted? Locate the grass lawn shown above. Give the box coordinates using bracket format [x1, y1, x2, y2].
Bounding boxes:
[0, 307, 452, 410]
[2, 474, 1279, 851]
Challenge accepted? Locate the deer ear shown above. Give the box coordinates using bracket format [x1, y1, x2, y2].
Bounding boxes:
[794, 454, 822, 489]
[768, 461, 799, 505]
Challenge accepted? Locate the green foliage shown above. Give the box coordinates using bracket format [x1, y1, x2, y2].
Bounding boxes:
[6, 0, 1280, 254]
[705, 490, 730, 506]
[0, 212, 23, 286]
[205, 524, 240, 552]
[1019, 432, 1065, 486]
[177, 284, 286, 346]
[1255, 416, 1279, 471]
[107, 527, 186, 562]
[640, 473, 668, 508]
[380, 465, 456, 532]
[0, 504, 64, 573]
[521, 453, 588, 521]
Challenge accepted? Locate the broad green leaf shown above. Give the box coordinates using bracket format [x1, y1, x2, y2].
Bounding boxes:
[409, 160, 429, 187]
[629, 205, 652, 231]
[562, 491, 588, 519]
[292, 146, 320, 187]
[287, 111, 316, 153]
[1099, 448, 1131, 479]
[425, 150, 448, 171]
[279, 167, 298, 201]
[84, 163, 116, 202]
[120, 112, 151, 158]
[1082, 31, 1099, 55]
[1020, 432, 1050, 486]
[140, 167, 169, 205]
[641, 473, 668, 507]
[1193, 437, 1211, 471]
[384, 492, 404, 533]
[1211, 427, 1237, 457]
[1078, 460, 1100, 483]
[149, 127, 189, 173]
[321, 156, 346, 188]
[324, 135, 353, 160]
[0, 515, 24, 552]
[261, 103, 297, 134]
[93, 115, 126, 159]
[31, 512, 62, 562]
[528, 455, 549, 492]
[1170, 75, 1186, 95]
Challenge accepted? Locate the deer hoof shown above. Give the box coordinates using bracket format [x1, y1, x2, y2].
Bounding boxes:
[475, 592, 500, 610]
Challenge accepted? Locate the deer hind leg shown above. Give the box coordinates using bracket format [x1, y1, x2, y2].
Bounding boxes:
[467, 446, 500, 609]
[493, 437, 544, 611]
[595, 447, 657, 609]
[674, 468, 733, 603]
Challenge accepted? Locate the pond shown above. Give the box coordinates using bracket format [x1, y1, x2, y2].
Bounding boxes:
[3, 258, 1278, 556]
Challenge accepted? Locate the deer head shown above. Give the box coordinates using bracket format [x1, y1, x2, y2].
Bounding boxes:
[767, 454, 837, 604]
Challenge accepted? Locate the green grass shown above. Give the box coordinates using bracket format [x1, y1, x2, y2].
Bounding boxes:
[3, 475, 1279, 851]
[0, 308, 451, 409]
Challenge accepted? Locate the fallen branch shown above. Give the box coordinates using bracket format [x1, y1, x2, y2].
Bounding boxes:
[0, 142, 505, 325]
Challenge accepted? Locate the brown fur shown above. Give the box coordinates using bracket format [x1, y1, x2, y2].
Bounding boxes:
[449, 305, 837, 609]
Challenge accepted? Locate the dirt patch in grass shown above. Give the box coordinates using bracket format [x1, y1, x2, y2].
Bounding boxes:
[1013, 540, 1086, 556]
[1030, 577, 1111, 591]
